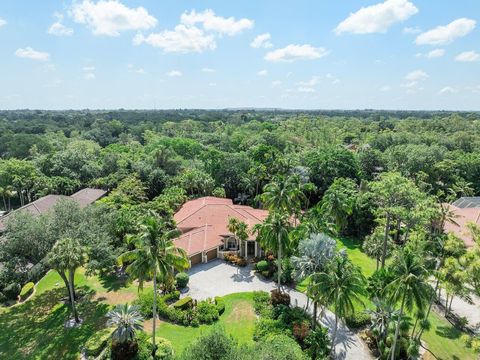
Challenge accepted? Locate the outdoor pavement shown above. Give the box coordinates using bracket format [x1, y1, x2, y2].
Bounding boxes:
[185, 259, 372, 360]
[438, 291, 480, 330]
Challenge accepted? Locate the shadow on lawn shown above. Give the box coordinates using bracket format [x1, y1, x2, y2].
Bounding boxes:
[98, 272, 130, 292]
[435, 325, 462, 340]
[0, 285, 110, 359]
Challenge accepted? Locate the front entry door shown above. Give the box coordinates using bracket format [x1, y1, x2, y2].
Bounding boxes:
[247, 241, 255, 257]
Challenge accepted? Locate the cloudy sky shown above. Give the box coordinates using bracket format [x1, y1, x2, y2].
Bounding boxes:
[0, 0, 479, 110]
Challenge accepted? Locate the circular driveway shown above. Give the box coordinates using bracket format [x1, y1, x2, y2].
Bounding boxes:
[185, 259, 372, 360]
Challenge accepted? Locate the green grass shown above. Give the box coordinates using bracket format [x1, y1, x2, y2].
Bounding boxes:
[296, 236, 477, 360]
[154, 292, 256, 354]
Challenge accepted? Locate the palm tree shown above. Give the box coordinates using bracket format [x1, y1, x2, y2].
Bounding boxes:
[320, 178, 357, 233]
[46, 237, 87, 324]
[118, 216, 189, 358]
[314, 252, 366, 355]
[228, 217, 249, 254]
[254, 212, 291, 289]
[261, 175, 306, 218]
[291, 233, 337, 329]
[385, 248, 431, 360]
[107, 303, 144, 343]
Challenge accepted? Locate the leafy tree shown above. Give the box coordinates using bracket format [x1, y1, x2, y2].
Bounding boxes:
[119, 216, 189, 357]
[180, 326, 240, 360]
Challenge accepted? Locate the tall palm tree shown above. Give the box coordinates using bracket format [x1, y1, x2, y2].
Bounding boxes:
[228, 217, 248, 254]
[46, 237, 87, 324]
[254, 212, 291, 289]
[261, 175, 306, 218]
[314, 253, 366, 355]
[385, 248, 431, 360]
[118, 216, 189, 358]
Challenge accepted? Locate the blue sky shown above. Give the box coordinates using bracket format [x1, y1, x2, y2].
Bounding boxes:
[0, 0, 479, 110]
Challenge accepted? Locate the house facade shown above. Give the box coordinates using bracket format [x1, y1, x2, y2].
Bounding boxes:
[173, 197, 269, 266]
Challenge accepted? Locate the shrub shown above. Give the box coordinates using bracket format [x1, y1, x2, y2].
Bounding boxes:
[134, 291, 154, 318]
[3, 283, 21, 300]
[253, 291, 272, 317]
[19, 282, 34, 301]
[292, 321, 311, 344]
[197, 299, 220, 324]
[0, 292, 6, 303]
[305, 327, 330, 359]
[247, 334, 308, 360]
[164, 290, 180, 304]
[274, 305, 311, 327]
[256, 260, 269, 272]
[215, 296, 225, 315]
[135, 332, 174, 360]
[180, 326, 239, 360]
[345, 312, 371, 329]
[270, 289, 290, 307]
[85, 327, 114, 357]
[173, 296, 193, 310]
[175, 272, 189, 289]
[261, 270, 271, 278]
[253, 318, 288, 341]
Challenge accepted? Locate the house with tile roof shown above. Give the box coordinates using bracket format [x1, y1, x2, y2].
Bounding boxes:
[173, 196, 269, 266]
[0, 188, 107, 233]
[443, 198, 480, 248]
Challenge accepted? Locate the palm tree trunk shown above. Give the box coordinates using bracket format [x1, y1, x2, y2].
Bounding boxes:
[58, 270, 71, 300]
[416, 277, 440, 341]
[1, 195, 6, 212]
[444, 294, 449, 316]
[277, 239, 282, 290]
[68, 269, 80, 323]
[448, 295, 453, 313]
[391, 291, 407, 360]
[152, 266, 158, 358]
[330, 309, 338, 356]
[381, 213, 391, 269]
[313, 301, 317, 330]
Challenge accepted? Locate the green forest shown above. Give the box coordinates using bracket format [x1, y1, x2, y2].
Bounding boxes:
[1, 109, 480, 360]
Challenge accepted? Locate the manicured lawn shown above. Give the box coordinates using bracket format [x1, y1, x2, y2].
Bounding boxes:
[296, 236, 477, 360]
[0, 269, 149, 359]
[153, 292, 256, 355]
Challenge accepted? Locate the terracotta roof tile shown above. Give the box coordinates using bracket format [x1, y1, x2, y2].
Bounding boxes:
[443, 203, 480, 247]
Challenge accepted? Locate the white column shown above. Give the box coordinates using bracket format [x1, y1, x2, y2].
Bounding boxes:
[245, 241, 248, 258]
[254, 241, 258, 257]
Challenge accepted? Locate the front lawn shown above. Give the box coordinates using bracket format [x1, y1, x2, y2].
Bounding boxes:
[153, 292, 256, 354]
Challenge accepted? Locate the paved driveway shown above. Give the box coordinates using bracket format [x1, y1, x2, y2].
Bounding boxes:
[185, 259, 372, 360]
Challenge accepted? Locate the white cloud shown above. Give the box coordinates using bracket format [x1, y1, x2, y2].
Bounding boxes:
[85, 73, 96, 80]
[83, 66, 96, 71]
[265, 44, 329, 62]
[48, 12, 73, 36]
[257, 69, 268, 76]
[166, 70, 182, 77]
[271, 80, 282, 87]
[415, 18, 476, 45]
[335, 0, 418, 35]
[426, 48, 445, 58]
[405, 69, 428, 81]
[403, 26, 421, 34]
[380, 85, 392, 91]
[208, 82, 216, 86]
[0, 18, 7, 27]
[455, 51, 480, 62]
[71, 0, 157, 36]
[250, 33, 273, 48]
[297, 76, 321, 87]
[133, 25, 216, 53]
[439, 86, 458, 94]
[297, 87, 315, 93]
[180, 9, 253, 36]
[201, 67, 215, 73]
[15, 47, 50, 61]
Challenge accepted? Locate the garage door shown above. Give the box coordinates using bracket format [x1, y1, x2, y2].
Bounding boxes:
[190, 253, 202, 266]
[206, 248, 218, 262]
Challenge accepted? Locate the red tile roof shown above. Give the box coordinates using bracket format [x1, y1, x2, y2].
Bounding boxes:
[443, 203, 480, 248]
[0, 188, 106, 232]
[173, 197, 269, 256]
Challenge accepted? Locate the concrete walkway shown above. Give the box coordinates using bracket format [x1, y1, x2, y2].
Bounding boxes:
[439, 291, 480, 330]
[185, 260, 372, 360]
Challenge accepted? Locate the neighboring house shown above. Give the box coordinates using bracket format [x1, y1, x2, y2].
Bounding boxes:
[0, 188, 107, 233]
[443, 197, 480, 248]
[173, 197, 269, 266]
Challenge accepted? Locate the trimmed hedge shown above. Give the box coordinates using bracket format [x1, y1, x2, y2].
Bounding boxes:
[175, 272, 189, 289]
[84, 327, 114, 357]
[215, 296, 225, 315]
[173, 296, 192, 310]
[19, 282, 34, 301]
[345, 312, 371, 329]
[256, 260, 269, 272]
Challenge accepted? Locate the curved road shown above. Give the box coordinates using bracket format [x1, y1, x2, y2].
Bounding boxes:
[185, 260, 372, 360]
